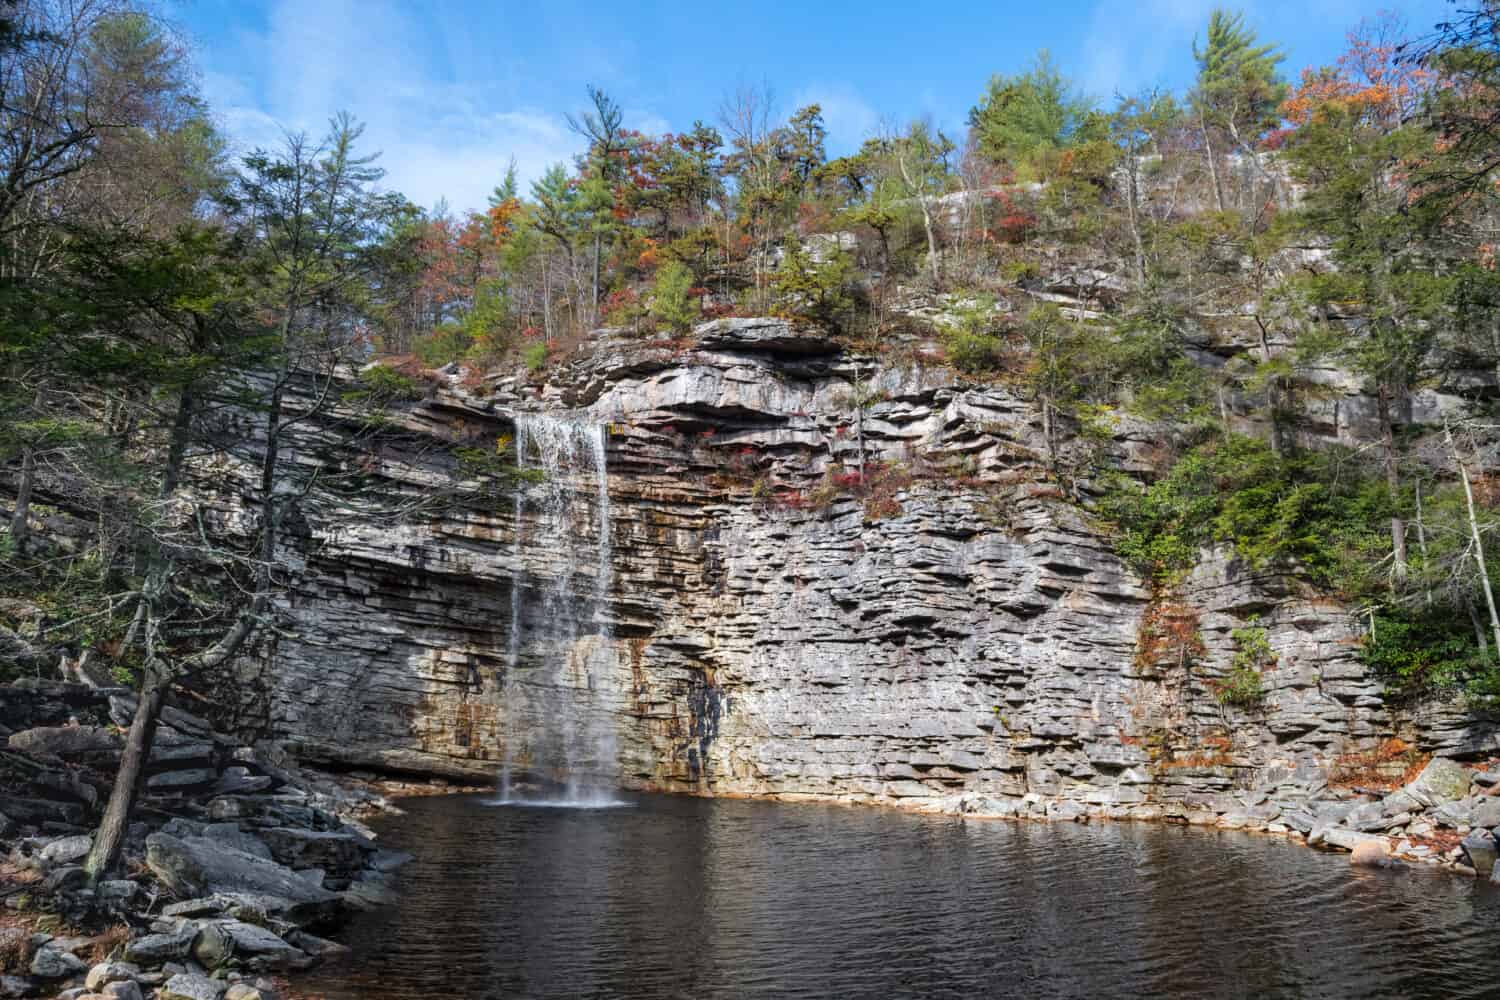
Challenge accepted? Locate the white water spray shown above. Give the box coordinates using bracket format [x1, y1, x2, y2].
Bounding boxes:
[495, 414, 622, 807]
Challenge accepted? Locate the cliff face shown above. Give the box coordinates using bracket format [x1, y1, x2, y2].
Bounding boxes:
[241, 319, 1497, 819]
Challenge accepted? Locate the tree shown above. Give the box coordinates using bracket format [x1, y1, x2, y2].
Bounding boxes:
[1191, 8, 1286, 211]
[83, 114, 412, 880]
[567, 85, 627, 323]
[649, 259, 699, 333]
[969, 51, 1093, 176]
[886, 120, 954, 287]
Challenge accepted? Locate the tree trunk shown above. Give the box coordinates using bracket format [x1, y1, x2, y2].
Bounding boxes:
[8, 442, 35, 557]
[920, 200, 940, 287]
[160, 388, 196, 498]
[1415, 479, 1432, 606]
[592, 234, 601, 326]
[1199, 111, 1225, 214]
[1125, 155, 1147, 288]
[83, 663, 166, 881]
[1255, 320, 1284, 458]
[1376, 386, 1408, 583]
[1448, 418, 1500, 654]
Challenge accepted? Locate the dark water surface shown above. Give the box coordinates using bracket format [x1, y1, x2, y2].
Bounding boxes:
[299, 792, 1500, 999]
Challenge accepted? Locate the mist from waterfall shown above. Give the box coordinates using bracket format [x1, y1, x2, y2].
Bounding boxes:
[496, 414, 623, 808]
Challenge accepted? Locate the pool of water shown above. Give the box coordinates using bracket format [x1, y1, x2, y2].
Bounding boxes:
[298, 792, 1500, 999]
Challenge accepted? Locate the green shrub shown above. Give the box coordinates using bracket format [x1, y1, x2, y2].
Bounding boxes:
[649, 261, 700, 333]
[356, 364, 425, 402]
[1361, 605, 1493, 698]
[1098, 434, 1391, 587]
[939, 294, 1007, 373]
[522, 342, 548, 373]
[1218, 619, 1272, 708]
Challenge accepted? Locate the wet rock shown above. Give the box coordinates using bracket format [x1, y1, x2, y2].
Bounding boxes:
[1350, 840, 1390, 867]
[1321, 827, 1388, 853]
[0, 976, 33, 998]
[1403, 758, 1473, 808]
[368, 849, 414, 873]
[191, 921, 308, 972]
[1461, 832, 1498, 877]
[159, 973, 226, 1000]
[224, 980, 281, 1000]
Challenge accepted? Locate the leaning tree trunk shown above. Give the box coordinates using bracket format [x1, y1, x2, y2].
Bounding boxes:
[8, 443, 35, 557]
[1448, 418, 1500, 655]
[83, 662, 167, 881]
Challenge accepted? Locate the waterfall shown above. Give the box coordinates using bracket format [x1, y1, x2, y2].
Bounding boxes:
[496, 413, 620, 806]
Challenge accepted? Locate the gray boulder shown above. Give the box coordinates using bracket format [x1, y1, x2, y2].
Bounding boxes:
[191, 921, 308, 971]
[123, 927, 196, 965]
[257, 828, 367, 877]
[1403, 758, 1473, 808]
[1320, 827, 1388, 852]
[85, 961, 139, 990]
[199, 824, 273, 861]
[1471, 797, 1500, 829]
[159, 973, 226, 1000]
[7, 726, 120, 758]
[39, 834, 93, 865]
[1462, 832, 1498, 877]
[145, 834, 342, 913]
[29, 945, 85, 978]
[103, 980, 144, 1000]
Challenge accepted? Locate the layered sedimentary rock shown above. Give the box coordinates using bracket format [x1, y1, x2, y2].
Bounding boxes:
[239, 318, 1499, 818]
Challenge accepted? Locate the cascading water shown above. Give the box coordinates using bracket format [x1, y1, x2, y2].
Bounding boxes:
[495, 414, 622, 807]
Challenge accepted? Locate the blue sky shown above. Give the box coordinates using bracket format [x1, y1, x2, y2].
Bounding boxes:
[170, 0, 1456, 213]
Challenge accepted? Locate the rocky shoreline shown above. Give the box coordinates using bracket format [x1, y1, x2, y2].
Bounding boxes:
[0, 679, 480, 1000]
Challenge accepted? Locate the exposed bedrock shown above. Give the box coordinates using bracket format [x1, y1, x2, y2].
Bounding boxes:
[237, 318, 1499, 816]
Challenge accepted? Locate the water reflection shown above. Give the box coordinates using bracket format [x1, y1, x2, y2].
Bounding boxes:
[300, 793, 1500, 1000]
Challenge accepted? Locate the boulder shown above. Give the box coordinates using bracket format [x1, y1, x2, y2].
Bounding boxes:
[191, 921, 308, 971]
[40, 834, 93, 865]
[123, 927, 196, 965]
[256, 828, 366, 877]
[1461, 832, 1498, 877]
[145, 834, 342, 915]
[102, 981, 144, 1000]
[7, 726, 120, 758]
[1321, 827, 1388, 852]
[198, 824, 273, 861]
[1350, 840, 1390, 867]
[30, 945, 85, 978]
[159, 973, 226, 1000]
[1403, 758, 1473, 808]
[1471, 797, 1500, 829]
[85, 962, 139, 990]
[224, 981, 281, 1000]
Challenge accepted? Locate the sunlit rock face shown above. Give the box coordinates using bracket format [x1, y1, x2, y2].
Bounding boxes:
[237, 318, 1496, 815]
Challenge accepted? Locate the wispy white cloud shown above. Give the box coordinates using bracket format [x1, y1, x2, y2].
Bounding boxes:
[196, 0, 584, 213]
